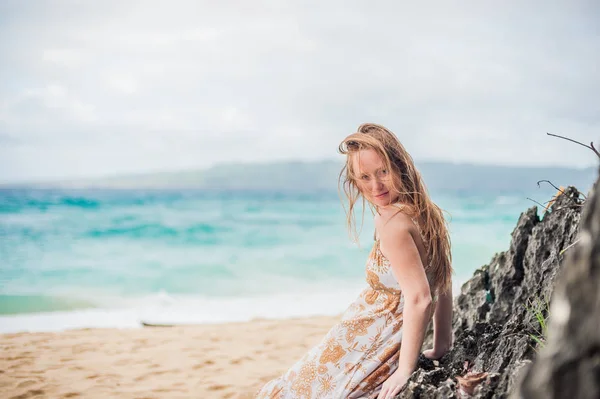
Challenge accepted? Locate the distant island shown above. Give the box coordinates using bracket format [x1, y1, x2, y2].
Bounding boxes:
[2, 160, 597, 196]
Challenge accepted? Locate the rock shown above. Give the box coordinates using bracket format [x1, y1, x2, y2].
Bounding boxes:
[513, 166, 600, 398]
[397, 171, 596, 398]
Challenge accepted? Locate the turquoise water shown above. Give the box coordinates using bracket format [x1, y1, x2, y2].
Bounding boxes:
[0, 188, 534, 332]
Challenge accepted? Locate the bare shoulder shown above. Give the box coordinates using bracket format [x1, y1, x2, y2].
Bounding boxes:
[375, 206, 417, 242]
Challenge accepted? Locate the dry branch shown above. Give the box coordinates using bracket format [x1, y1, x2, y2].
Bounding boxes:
[546, 133, 600, 159]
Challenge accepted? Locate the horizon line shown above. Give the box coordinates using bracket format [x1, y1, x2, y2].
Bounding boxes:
[2, 157, 598, 186]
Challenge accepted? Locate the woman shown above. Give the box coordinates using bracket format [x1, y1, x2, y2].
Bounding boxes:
[256, 123, 454, 399]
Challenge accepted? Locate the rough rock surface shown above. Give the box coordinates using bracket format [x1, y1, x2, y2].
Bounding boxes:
[396, 174, 596, 398]
[512, 169, 600, 399]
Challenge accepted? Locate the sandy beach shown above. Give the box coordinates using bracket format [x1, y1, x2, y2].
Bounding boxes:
[0, 315, 339, 399]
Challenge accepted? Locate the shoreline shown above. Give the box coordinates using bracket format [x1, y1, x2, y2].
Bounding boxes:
[1, 314, 341, 398]
[0, 282, 465, 335]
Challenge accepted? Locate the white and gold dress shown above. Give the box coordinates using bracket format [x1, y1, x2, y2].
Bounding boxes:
[256, 222, 434, 399]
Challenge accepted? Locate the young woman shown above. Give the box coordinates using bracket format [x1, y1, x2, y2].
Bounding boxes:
[256, 123, 454, 399]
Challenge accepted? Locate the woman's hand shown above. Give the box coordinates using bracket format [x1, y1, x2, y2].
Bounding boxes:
[423, 345, 450, 360]
[378, 369, 410, 399]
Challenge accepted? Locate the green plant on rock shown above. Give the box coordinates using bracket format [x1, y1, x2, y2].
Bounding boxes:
[525, 297, 550, 350]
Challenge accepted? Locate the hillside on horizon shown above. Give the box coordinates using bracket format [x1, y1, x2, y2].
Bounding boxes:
[4, 160, 598, 196]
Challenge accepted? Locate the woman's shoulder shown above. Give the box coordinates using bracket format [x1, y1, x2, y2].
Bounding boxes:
[378, 203, 417, 223]
[376, 204, 418, 237]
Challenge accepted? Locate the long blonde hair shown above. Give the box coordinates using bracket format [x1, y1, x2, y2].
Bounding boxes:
[338, 123, 453, 295]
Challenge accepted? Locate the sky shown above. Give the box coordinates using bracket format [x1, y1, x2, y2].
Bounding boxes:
[0, 1, 599, 183]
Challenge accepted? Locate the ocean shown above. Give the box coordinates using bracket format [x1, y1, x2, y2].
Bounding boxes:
[0, 188, 537, 333]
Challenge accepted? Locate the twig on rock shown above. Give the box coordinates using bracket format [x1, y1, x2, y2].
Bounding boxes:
[536, 180, 564, 193]
[559, 238, 581, 256]
[526, 198, 547, 208]
[537, 180, 587, 202]
[545, 186, 566, 212]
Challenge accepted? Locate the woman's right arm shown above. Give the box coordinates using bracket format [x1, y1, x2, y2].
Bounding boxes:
[423, 283, 453, 359]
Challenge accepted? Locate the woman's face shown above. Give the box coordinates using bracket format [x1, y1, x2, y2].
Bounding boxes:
[351, 148, 400, 207]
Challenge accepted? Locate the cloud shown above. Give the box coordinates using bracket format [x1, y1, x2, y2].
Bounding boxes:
[0, 1, 599, 182]
[42, 48, 87, 69]
[106, 75, 138, 95]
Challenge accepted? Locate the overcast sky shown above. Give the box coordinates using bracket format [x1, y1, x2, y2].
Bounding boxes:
[1, 1, 599, 182]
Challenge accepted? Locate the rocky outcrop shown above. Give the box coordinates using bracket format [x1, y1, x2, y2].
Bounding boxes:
[397, 170, 598, 398]
[512, 169, 600, 398]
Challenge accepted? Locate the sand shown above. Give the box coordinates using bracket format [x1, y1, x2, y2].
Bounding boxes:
[0, 315, 339, 399]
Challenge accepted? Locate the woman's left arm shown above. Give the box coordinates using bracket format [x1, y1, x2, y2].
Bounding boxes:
[378, 219, 433, 399]
[423, 285, 453, 360]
